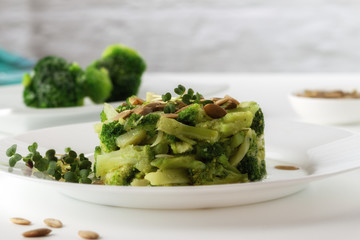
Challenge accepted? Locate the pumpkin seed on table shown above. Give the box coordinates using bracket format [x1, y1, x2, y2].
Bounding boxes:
[78, 230, 100, 239]
[44, 218, 63, 228]
[22, 228, 51, 238]
[10, 217, 31, 225]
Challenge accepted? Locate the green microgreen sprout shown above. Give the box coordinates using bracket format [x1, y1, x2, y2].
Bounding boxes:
[161, 92, 171, 102]
[161, 85, 213, 113]
[6, 142, 93, 184]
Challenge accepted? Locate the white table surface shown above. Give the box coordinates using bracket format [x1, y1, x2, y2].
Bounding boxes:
[1, 73, 360, 239]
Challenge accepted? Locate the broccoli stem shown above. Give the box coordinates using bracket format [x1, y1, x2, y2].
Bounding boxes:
[102, 103, 119, 121]
[229, 129, 254, 167]
[144, 169, 190, 186]
[95, 145, 152, 178]
[157, 116, 219, 144]
[151, 155, 206, 170]
[115, 128, 147, 148]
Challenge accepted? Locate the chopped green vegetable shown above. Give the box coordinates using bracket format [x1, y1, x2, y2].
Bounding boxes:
[94, 85, 266, 186]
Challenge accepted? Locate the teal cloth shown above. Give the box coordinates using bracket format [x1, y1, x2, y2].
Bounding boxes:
[0, 48, 34, 85]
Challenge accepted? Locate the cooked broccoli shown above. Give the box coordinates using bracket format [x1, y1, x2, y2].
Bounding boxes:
[151, 155, 205, 170]
[189, 155, 247, 185]
[100, 102, 119, 122]
[144, 169, 191, 186]
[103, 164, 137, 185]
[237, 155, 266, 182]
[251, 108, 264, 136]
[195, 142, 226, 161]
[170, 141, 193, 154]
[139, 113, 161, 134]
[196, 111, 254, 137]
[94, 85, 266, 186]
[99, 121, 125, 153]
[91, 44, 146, 102]
[23, 56, 113, 108]
[125, 113, 160, 136]
[100, 110, 108, 122]
[95, 145, 154, 180]
[116, 103, 136, 113]
[113, 113, 160, 148]
[236, 130, 266, 181]
[176, 103, 208, 126]
[228, 101, 264, 136]
[157, 116, 219, 144]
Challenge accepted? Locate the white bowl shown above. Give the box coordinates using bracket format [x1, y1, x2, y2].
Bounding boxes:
[289, 90, 360, 125]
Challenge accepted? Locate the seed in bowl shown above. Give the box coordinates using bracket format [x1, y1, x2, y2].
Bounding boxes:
[297, 89, 360, 99]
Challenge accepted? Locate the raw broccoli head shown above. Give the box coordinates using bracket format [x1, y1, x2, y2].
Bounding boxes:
[99, 121, 125, 152]
[83, 66, 113, 104]
[23, 56, 84, 108]
[250, 108, 264, 136]
[92, 44, 146, 102]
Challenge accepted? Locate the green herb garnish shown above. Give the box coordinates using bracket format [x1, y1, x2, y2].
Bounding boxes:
[6, 143, 93, 184]
[161, 85, 212, 113]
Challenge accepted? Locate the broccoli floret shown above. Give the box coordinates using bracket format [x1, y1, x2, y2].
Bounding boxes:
[157, 116, 219, 144]
[91, 44, 146, 102]
[195, 142, 226, 162]
[125, 113, 160, 136]
[83, 66, 113, 104]
[124, 113, 142, 130]
[166, 134, 178, 143]
[138, 113, 160, 137]
[236, 131, 266, 181]
[250, 108, 264, 136]
[189, 155, 247, 185]
[103, 164, 137, 185]
[114, 113, 160, 148]
[23, 56, 85, 108]
[99, 121, 125, 152]
[116, 103, 136, 112]
[237, 156, 266, 182]
[95, 145, 154, 179]
[176, 104, 207, 126]
[196, 111, 254, 138]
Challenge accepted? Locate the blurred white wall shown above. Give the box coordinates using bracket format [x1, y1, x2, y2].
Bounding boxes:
[1, 0, 360, 72]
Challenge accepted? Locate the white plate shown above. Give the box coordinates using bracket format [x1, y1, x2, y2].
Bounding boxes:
[1, 118, 360, 209]
[0, 76, 229, 134]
